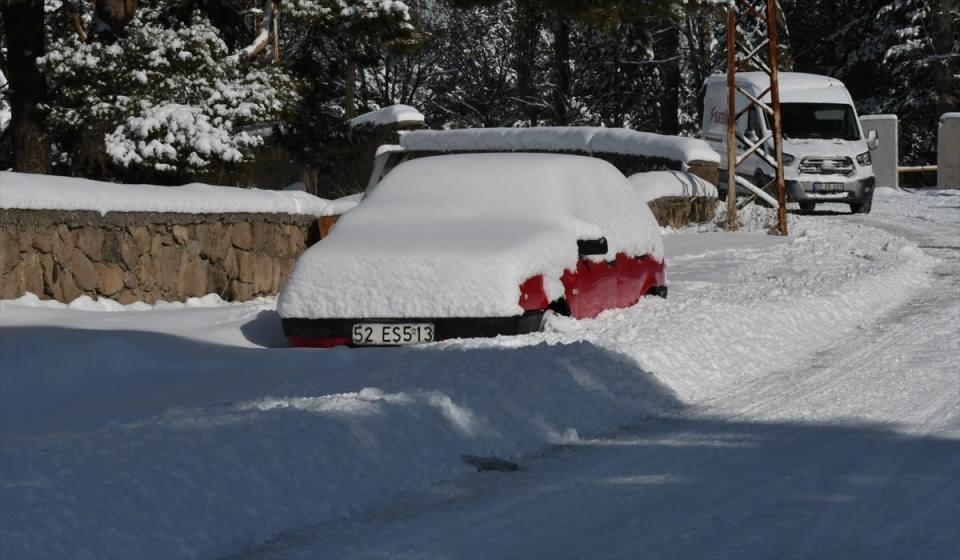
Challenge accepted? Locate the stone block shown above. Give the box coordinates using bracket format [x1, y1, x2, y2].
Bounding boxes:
[252, 221, 272, 252]
[60, 269, 81, 302]
[181, 258, 209, 296]
[0, 230, 18, 274]
[118, 235, 140, 269]
[207, 266, 229, 296]
[17, 231, 33, 252]
[96, 263, 125, 296]
[31, 231, 55, 253]
[57, 225, 74, 248]
[196, 223, 229, 261]
[135, 257, 158, 289]
[237, 250, 256, 284]
[102, 231, 123, 263]
[172, 225, 191, 245]
[186, 240, 202, 257]
[116, 291, 140, 305]
[156, 246, 185, 295]
[224, 247, 239, 279]
[129, 225, 152, 253]
[230, 280, 256, 301]
[286, 226, 306, 255]
[253, 253, 273, 292]
[40, 253, 55, 291]
[21, 253, 44, 296]
[70, 251, 98, 291]
[75, 227, 105, 261]
[0, 263, 21, 299]
[232, 223, 254, 250]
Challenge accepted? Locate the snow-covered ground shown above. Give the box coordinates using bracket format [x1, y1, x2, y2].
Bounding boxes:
[1, 189, 957, 560]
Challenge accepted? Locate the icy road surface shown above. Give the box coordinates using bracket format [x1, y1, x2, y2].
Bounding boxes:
[1, 189, 958, 560]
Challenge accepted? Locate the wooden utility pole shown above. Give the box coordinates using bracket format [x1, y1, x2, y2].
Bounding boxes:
[725, 0, 788, 236]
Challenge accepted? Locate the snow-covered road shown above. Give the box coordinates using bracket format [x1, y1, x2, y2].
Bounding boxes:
[1, 189, 957, 560]
[244, 192, 960, 560]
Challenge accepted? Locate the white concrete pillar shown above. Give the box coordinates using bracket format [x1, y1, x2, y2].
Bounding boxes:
[860, 115, 898, 189]
[938, 113, 960, 188]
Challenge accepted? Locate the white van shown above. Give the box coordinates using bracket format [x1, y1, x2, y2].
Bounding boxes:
[702, 72, 877, 213]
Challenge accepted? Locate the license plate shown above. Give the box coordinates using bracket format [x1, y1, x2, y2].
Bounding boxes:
[812, 182, 844, 193]
[351, 323, 435, 346]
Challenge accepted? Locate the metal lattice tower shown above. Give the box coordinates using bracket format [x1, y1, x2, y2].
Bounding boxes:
[725, 0, 788, 235]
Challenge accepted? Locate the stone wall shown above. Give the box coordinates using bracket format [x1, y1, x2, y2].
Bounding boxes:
[647, 197, 718, 229]
[0, 210, 320, 303]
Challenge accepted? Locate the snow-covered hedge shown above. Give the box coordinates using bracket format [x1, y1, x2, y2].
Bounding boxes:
[398, 127, 721, 165]
[628, 171, 719, 203]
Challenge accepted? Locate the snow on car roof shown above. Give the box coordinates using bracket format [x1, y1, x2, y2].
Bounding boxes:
[278, 153, 663, 319]
[398, 127, 720, 165]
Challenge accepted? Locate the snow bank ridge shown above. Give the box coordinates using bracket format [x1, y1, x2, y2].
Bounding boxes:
[399, 127, 721, 165]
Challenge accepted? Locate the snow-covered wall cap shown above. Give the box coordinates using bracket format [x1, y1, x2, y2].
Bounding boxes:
[348, 105, 425, 128]
[627, 171, 719, 203]
[399, 127, 721, 164]
[941, 113, 960, 122]
[0, 172, 330, 216]
[860, 114, 899, 122]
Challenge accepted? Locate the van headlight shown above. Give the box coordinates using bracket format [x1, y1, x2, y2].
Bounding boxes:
[856, 151, 872, 166]
[782, 153, 795, 165]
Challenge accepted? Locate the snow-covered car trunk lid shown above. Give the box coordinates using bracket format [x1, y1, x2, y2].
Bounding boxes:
[278, 154, 663, 319]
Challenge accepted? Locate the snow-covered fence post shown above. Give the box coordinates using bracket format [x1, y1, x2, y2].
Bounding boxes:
[860, 115, 898, 189]
[938, 114, 960, 188]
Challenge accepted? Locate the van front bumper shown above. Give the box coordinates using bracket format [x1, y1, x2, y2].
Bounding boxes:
[786, 177, 875, 204]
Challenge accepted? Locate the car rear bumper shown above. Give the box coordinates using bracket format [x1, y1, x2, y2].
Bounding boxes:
[282, 311, 546, 348]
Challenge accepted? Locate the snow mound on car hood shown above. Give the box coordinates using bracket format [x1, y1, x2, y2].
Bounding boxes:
[278, 153, 663, 319]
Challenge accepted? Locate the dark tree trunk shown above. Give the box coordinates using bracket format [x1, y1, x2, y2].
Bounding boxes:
[345, 57, 357, 119]
[551, 13, 571, 125]
[656, 22, 680, 136]
[513, 1, 541, 125]
[935, 0, 957, 115]
[1, 0, 50, 173]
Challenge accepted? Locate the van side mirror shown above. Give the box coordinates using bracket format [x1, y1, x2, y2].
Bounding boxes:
[745, 130, 759, 144]
[866, 130, 879, 151]
[578, 237, 608, 257]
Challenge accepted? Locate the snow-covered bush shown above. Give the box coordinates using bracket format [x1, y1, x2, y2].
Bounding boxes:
[38, 5, 299, 178]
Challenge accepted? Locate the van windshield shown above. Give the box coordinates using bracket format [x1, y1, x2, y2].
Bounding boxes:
[778, 103, 861, 140]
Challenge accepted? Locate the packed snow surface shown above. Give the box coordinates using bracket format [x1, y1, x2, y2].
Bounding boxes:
[278, 153, 663, 319]
[348, 104, 425, 128]
[0, 172, 329, 215]
[1, 188, 956, 560]
[399, 127, 721, 164]
[628, 170, 719, 202]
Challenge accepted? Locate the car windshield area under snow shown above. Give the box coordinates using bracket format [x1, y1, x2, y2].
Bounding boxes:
[779, 103, 861, 140]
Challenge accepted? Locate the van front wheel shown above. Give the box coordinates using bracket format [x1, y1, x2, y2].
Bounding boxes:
[799, 201, 816, 213]
[850, 197, 873, 214]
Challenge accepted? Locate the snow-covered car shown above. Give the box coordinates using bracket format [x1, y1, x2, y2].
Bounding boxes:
[278, 153, 666, 347]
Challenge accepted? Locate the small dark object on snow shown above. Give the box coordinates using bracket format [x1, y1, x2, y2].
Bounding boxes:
[461, 454, 520, 472]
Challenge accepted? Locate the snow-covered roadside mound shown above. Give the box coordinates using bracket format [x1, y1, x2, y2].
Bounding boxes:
[0, 190, 940, 560]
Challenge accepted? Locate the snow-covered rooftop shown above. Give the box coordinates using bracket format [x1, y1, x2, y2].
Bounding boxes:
[398, 127, 721, 164]
[349, 104, 425, 128]
[0, 172, 330, 216]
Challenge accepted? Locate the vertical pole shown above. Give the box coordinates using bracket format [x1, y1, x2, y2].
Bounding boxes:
[726, 7, 738, 231]
[766, 0, 788, 236]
